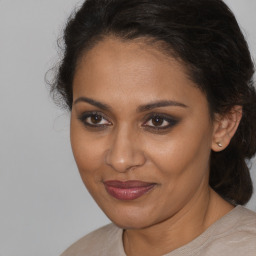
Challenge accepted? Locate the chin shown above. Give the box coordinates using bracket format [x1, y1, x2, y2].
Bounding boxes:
[111, 217, 152, 230]
[102, 204, 158, 230]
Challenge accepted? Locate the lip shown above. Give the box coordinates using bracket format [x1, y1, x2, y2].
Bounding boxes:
[103, 180, 156, 201]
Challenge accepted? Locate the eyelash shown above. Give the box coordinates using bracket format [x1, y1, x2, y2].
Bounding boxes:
[78, 112, 179, 131]
[142, 113, 179, 131]
[78, 111, 112, 129]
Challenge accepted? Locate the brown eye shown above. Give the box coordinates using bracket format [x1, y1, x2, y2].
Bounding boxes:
[145, 116, 169, 128]
[78, 112, 111, 127]
[86, 114, 110, 126]
[143, 114, 179, 130]
[151, 117, 164, 126]
[90, 114, 103, 124]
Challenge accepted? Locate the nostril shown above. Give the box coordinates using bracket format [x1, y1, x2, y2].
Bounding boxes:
[104, 146, 146, 173]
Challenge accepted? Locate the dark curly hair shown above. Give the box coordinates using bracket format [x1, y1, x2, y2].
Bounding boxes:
[50, 0, 256, 205]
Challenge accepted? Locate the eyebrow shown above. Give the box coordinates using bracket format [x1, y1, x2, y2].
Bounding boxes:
[137, 100, 188, 112]
[74, 97, 112, 111]
[74, 97, 187, 112]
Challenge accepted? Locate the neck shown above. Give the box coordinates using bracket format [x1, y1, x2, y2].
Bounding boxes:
[123, 185, 233, 256]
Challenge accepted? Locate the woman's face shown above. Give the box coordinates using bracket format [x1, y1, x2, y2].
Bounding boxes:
[71, 37, 217, 229]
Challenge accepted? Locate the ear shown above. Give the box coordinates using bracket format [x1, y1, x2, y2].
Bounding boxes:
[211, 106, 242, 152]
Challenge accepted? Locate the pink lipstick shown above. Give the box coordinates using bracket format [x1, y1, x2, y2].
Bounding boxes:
[103, 180, 156, 200]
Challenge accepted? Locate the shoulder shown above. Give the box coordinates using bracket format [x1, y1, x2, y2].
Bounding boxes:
[60, 223, 125, 256]
[230, 206, 256, 234]
[203, 206, 256, 255]
[170, 206, 256, 256]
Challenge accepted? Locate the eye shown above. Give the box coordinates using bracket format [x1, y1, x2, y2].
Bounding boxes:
[78, 112, 112, 127]
[86, 114, 109, 125]
[146, 116, 169, 127]
[143, 114, 178, 130]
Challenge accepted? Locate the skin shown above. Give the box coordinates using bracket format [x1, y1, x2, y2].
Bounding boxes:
[70, 37, 241, 256]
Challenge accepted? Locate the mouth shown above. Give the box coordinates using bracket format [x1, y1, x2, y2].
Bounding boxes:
[103, 180, 156, 201]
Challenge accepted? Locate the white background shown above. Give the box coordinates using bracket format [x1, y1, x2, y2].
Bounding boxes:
[0, 0, 255, 255]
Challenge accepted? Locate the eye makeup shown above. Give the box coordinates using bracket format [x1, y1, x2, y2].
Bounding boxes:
[77, 109, 180, 135]
[142, 112, 180, 132]
[77, 111, 112, 129]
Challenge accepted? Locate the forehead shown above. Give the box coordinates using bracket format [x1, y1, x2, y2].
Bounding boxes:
[73, 37, 207, 110]
[75, 37, 187, 82]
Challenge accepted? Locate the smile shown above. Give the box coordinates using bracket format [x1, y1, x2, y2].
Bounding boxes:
[103, 180, 156, 201]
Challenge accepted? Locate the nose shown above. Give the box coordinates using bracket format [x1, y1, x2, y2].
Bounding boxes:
[104, 127, 146, 173]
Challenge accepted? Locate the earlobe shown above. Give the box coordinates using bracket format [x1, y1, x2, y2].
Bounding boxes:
[211, 106, 242, 152]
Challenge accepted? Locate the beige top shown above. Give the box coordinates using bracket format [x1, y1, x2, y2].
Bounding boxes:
[60, 206, 256, 256]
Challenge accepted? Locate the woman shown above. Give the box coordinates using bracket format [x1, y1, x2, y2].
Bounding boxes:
[52, 0, 256, 255]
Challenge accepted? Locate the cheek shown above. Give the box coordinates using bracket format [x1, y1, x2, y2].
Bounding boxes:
[142, 125, 213, 211]
[70, 117, 105, 183]
[145, 120, 213, 182]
